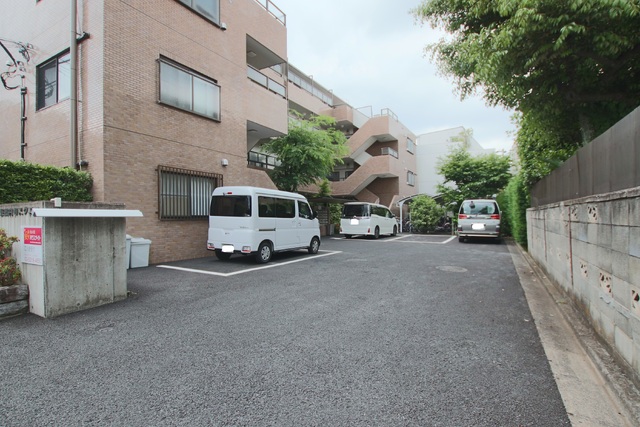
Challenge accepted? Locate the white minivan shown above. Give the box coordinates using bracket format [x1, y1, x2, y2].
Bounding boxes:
[207, 186, 321, 263]
[340, 202, 398, 239]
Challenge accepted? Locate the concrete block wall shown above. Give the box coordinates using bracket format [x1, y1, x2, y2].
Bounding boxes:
[527, 187, 640, 379]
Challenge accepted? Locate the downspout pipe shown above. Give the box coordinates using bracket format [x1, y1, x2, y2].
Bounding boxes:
[70, 0, 78, 168]
[20, 76, 27, 160]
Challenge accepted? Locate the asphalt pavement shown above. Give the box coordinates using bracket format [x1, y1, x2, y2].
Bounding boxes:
[0, 234, 637, 426]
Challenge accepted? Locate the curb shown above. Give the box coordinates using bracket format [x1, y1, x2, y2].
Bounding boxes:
[510, 240, 640, 426]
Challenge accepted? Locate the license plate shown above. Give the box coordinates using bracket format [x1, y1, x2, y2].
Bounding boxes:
[221, 245, 234, 253]
[350, 218, 359, 225]
[472, 223, 485, 231]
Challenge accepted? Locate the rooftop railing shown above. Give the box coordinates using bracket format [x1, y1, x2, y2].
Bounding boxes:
[253, 0, 286, 25]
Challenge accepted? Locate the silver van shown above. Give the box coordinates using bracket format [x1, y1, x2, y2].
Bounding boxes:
[457, 199, 501, 242]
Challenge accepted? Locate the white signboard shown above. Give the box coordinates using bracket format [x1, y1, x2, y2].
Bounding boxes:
[22, 226, 43, 265]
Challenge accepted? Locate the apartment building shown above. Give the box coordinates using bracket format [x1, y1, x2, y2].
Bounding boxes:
[1, 0, 421, 264]
[0, 0, 289, 263]
[285, 64, 419, 211]
[416, 127, 494, 197]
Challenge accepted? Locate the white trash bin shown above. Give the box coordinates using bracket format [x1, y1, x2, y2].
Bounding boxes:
[130, 237, 152, 268]
[125, 234, 132, 269]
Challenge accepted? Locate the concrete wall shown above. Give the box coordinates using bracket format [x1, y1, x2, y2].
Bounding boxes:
[0, 202, 130, 318]
[527, 187, 640, 379]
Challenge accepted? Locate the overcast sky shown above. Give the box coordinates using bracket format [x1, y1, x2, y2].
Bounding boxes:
[273, 0, 516, 152]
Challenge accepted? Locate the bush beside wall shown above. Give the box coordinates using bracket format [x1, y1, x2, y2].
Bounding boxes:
[0, 160, 93, 204]
[503, 173, 530, 247]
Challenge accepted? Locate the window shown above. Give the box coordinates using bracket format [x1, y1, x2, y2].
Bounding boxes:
[327, 171, 340, 182]
[159, 58, 220, 120]
[407, 171, 416, 186]
[36, 51, 70, 110]
[158, 165, 223, 220]
[372, 206, 391, 217]
[298, 201, 313, 219]
[258, 197, 295, 218]
[407, 137, 415, 154]
[342, 204, 370, 218]
[210, 195, 251, 217]
[178, 0, 219, 24]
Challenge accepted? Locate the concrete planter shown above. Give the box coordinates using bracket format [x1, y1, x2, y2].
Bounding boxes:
[0, 284, 29, 319]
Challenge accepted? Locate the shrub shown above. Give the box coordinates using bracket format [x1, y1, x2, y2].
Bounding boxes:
[495, 191, 511, 237]
[0, 229, 21, 287]
[410, 196, 445, 233]
[503, 173, 530, 248]
[0, 159, 92, 204]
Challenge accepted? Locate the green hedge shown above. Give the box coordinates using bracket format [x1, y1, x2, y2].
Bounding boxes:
[0, 160, 93, 204]
[502, 173, 530, 248]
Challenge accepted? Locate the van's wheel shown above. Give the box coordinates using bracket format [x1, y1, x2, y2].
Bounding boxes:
[458, 236, 465, 243]
[308, 236, 320, 254]
[215, 249, 232, 260]
[344, 234, 352, 239]
[255, 242, 272, 263]
[374, 226, 380, 239]
[392, 225, 397, 236]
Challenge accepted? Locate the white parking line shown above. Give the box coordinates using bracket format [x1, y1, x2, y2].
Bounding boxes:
[332, 235, 456, 244]
[157, 250, 342, 277]
[385, 235, 456, 244]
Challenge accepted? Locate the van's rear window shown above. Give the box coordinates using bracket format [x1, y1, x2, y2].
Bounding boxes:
[210, 195, 251, 217]
[460, 201, 497, 215]
[342, 204, 369, 217]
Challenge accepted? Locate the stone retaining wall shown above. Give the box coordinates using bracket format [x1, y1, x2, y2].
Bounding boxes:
[527, 187, 640, 381]
[0, 284, 29, 319]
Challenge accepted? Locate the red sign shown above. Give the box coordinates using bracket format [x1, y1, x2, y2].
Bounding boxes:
[23, 227, 42, 245]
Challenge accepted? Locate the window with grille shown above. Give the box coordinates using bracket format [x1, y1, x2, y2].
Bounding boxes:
[158, 165, 223, 219]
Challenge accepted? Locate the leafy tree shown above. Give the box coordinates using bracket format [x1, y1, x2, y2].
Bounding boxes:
[412, 0, 640, 144]
[261, 111, 348, 192]
[409, 195, 444, 233]
[436, 146, 512, 208]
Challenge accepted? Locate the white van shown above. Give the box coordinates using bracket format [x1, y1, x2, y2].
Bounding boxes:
[207, 186, 321, 263]
[340, 202, 398, 239]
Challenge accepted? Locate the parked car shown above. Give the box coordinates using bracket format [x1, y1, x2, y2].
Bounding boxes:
[340, 202, 398, 239]
[207, 186, 321, 263]
[457, 199, 501, 243]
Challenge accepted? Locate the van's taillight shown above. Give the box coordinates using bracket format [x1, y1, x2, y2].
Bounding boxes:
[458, 214, 468, 219]
[491, 214, 500, 220]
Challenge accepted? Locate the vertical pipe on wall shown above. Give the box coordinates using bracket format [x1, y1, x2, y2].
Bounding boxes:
[20, 76, 27, 160]
[70, 0, 78, 169]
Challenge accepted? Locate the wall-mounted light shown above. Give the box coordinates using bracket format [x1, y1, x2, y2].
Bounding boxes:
[247, 50, 256, 57]
[221, 159, 229, 167]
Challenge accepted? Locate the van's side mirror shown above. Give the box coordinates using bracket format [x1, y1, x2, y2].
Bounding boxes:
[312, 210, 318, 219]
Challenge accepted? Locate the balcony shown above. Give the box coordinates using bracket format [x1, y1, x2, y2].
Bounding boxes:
[247, 66, 286, 98]
[248, 150, 280, 170]
[253, 0, 286, 25]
